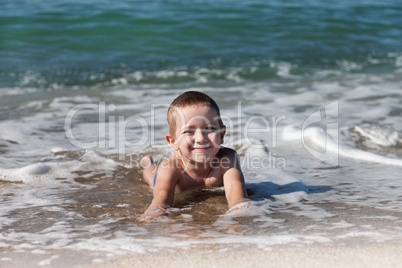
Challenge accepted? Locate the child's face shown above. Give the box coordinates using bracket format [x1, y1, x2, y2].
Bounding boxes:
[166, 105, 225, 164]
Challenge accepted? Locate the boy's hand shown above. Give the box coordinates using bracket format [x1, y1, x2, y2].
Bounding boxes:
[226, 200, 252, 215]
[137, 214, 160, 223]
[137, 205, 168, 222]
[137, 214, 155, 223]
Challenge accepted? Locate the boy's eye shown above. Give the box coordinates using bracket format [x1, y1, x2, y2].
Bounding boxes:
[182, 126, 217, 134]
[183, 129, 195, 134]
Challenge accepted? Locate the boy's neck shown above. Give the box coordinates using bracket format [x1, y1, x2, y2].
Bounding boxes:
[179, 155, 215, 178]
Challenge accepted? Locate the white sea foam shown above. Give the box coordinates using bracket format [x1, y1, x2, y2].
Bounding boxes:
[0, 71, 401, 263]
[281, 125, 402, 166]
[351, 125, 401, 147]
[0, 150, 117, 185]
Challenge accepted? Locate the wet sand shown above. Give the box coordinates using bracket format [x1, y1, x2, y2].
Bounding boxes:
[1, 243, 400, 267]
[90, 243, 402, 268]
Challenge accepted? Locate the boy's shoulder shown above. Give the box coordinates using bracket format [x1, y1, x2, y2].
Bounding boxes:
[157, 153, 183, 174]
[217, 146, 238, 159]
[216, 147, 240, 171]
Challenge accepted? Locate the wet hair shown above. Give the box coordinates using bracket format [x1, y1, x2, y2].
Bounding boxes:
[167, 91, 223, 135]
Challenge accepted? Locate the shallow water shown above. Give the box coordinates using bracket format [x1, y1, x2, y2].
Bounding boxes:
[1, 0, 402, 266]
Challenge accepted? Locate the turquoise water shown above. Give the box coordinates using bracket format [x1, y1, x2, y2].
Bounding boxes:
[2, 0, 402, 87]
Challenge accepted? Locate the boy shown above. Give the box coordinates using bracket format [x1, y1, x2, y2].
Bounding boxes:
[139, 91, 248, 222]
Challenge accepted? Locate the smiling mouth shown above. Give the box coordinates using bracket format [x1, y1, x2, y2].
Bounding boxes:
[192, 146, 211, 151]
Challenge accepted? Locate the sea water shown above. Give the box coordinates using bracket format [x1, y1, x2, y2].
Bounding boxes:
[1, 0, 402, 266]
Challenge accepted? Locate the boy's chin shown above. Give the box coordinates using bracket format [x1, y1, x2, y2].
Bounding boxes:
[189, 155, 214, 164]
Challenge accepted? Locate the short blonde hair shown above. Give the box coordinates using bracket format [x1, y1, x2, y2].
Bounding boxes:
[167, 91, 223, 135]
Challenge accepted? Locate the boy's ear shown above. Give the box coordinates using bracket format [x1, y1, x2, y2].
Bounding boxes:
[220, 125, 226, 144]
[166, 133, 179, 151]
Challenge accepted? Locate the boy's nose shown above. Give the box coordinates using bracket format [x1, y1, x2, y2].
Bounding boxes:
[194, 129, 207, 143]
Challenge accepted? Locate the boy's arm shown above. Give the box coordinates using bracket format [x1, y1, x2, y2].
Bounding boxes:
[138, 167, 177, 222]
[221, 148, 249, 209]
